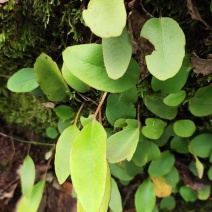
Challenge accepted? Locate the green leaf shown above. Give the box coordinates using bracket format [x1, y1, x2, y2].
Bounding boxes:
[189, 86, 212, 116]
[124, 160, 141, 177]
[63, 44, 140, 93]
[145, 96, 178, 120]
[34, 53, 70, 101]
[142, 118, 167, 140]
[102, 27, 132, 79]
[164, 167, 180, 190]
[106, 93, 136, 125]
[140, 17, 185, 80]
[148, 151, 175, 177]
[55, 125, 80, 184]
[151, 55, 192, 93]
[62, 63, 90, 93]
[135, 179, 156, 212]
[7, 68, 39, 92]
[119, 86, 138, 103]
[82, 0, 126, 38]
[107, 126, 139, 163]
[195, 156, 204, 179]
[173, 120, 196, 137]
[170, 136, 189, 153]
[54, 105, 75, 120]
[160, 196, 176, 210]
[70, 121, 107, 212]
[18, 180, 45, 212]
[109, 178, 123, 212]
[20, 155, 35, 198]
[208, 167, 212, 180]
[99, 164, 111, 212]
[190, 134, 212, 158]
[154, 130, 170, 147]
[197, 185, 211, 200]
[180, 186, 197, 202]
[163, 90, 186, 106]
[46, 127, 58, 139]
[132, 140, 161, 167]
[80, 114, 95, 127]
[57, 118, 72, 133]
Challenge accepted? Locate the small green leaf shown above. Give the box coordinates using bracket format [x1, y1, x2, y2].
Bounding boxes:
[120, 86, 138, 103]
[18, 180, 45, 212]
[151, 55, 192, 93]
[62, 63, 90, 93]
[82, 0, 126, 38]
[80, 114, 94, 127]
[57, 118, 71, 133]
[46, 127, 58, 139]
[132, 140, 161, 167]
[190, 134, 212, 158]
[54, 105, 75, 120]
[189, 86, 212, 116]
[197, 185, 211, 200]
[208, 167, 212, 180]
[63, 44, 140, 93]
[34, 53, 70, 101]
[109, 178, 123, 212]
[55, 125, 80, 184]
[164, 167, 180, 190]
[135, 179, 156, 212]
[163, 90, 186, 106]
[70, 121, 107, 212]
[160, 196, 176, 210]
[7, 68, 39, 92]
[173, 120, 196, 137]
[195, 156, 204, 179]
[142, 118, 167, 140]
[106, 93, 136, 125]
[145, 96, 178, 120]
[20, 155, 35, 198]
[154, 131, 170, 147]
[124, 160, 141, 177]
[102, 27, 132, 79]
[148, 151, 175, 177]
[170, 136, 189, 153]
[107, 126, 139, 163]
[141, 17, 185, 80]
[180, 186, 197, 202]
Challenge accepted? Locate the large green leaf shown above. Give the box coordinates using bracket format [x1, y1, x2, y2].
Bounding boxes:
[144, 96, 178, 120]
[141, 17, 185, 80]
[70, 121, 107, 212]
[102, 27, 132, 79]
[107, 126, 140, 163]
[34, 53, 70, 101]
[18, 180, 45, 212]
[7, 68, 39, 92]
[55, 125, 80, 184]
[20, 155, 35, 198]
[82, 0, 126, 38]
[189, 86, 212, 117]
[151, 55, 192, 93]
[62, 63, 90, 93]
[132, 140, 161, 167]
[190, 134, 212, 158]
[62, 44, 140, 93]
[106, 93, 136, 125]
[109, 178, 123, 212]
[135, 179, 156, 212]
[148, 151, 175, 177]
[142, 118, 167, 140]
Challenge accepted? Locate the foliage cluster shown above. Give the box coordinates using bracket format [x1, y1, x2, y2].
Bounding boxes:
[3, 0, 212, 211]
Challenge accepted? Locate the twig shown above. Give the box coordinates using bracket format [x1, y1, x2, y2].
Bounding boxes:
[74, 102, 85, 126]
[93, 92, 107, 120]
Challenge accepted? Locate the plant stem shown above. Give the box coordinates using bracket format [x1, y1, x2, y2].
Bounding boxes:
[93, 92, 108, 121]
[0, 132, 55, 147]
[74, 102, 85, 126]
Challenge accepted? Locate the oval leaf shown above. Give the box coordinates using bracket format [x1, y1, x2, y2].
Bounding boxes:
[82, 0, 126, 38]
[107, 126, 140, 163]
[141, 17, 185, 80]
[55, 125, 80, 184]
[135, 179, 156, 212]
[54, 105, 75, 120]
[20, 155, 35, 198]
[34, 53, 70, 101]
[163, 90, 186, 107]
[62, 44, 140, 93]
[7, 68, 39, 92]
[148, 151, 175, 177]
[180, 186, 197, 202]
[173, 119, 196, 137]
[102, 27, 132, 79]
[70, 120, 107, 211]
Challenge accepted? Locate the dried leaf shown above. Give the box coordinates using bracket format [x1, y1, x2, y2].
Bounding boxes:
[187, 0, 212, 30]
[191, 53, 212, 75]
